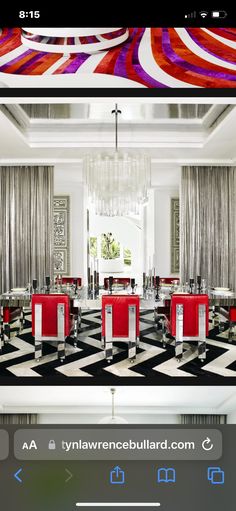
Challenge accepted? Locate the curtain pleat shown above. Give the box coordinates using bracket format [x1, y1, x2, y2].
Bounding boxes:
[169, 104, 211, 118]
[0, 166, 54, 293]
[20, 104, 70, 118]
[181, 415, 227, 425]
[0, 414, 38, 424]
[180, 166, 236, 290]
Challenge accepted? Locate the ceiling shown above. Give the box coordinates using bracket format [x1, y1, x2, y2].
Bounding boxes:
[0, 99, 236, 167]
[19, 103, 212, 119]
[0, 386, 236, 415]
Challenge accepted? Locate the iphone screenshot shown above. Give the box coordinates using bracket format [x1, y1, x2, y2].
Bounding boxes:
[0, 5, 236, 510]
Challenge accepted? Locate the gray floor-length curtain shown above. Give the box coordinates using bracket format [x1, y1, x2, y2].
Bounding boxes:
[181, 415, 227, 424]
[0, 166, 54, 293]
[180, 166, 236, 290]
[0, 414, 38, 424]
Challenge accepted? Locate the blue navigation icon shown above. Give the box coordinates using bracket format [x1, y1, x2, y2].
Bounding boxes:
[110, 466, 125, 485]
[157, 468, 176, 483]
[14, 468, 23, 483]
[208, 467, 225, 485]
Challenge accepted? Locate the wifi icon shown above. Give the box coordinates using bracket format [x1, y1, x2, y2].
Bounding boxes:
[200, 11, 208, 18]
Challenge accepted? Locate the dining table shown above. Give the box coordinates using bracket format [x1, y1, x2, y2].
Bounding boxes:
[1, 286, 236, 330]
[1, 286, 236, 308]
[73, 286, 157, 310]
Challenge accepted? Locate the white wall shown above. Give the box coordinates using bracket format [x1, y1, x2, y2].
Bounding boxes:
[144, 190, 155, 273]
[227, 411, 236, 424]
[153, 186, 179, 277]
[53, 163, 181, 283]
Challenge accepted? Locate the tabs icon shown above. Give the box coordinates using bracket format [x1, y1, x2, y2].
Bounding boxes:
[208, 467, 224, 485]
[157, 467, 176, 483]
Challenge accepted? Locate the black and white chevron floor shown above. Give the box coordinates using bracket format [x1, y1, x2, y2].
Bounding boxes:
[1, 309, 236, 381]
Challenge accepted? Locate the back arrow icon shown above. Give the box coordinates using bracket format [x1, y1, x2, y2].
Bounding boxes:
[65, 469, 73, 483]
[14, 468, 23, 483]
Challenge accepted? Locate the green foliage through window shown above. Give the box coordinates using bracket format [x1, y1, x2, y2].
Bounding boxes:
[90, 233, 131, 265]
[101, 233, 120, 260]
[124, 247, 131, 266]
[90, 237, 97, 257]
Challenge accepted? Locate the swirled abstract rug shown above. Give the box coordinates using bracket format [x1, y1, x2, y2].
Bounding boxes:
[1, 27, 236, 87]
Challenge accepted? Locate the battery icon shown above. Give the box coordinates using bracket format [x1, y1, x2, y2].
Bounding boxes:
[211, 10, 227, 18]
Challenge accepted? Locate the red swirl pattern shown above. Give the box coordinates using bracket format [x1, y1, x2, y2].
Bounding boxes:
[1, 27, 236, 87]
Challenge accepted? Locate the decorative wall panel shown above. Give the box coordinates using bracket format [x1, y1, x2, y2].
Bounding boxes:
[171, 198, 180, 273]
[53, 196, 70, 275]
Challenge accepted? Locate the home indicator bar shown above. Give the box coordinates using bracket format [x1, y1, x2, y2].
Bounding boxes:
[76, 504, 161, 508]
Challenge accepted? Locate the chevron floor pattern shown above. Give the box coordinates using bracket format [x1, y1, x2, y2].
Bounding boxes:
[0, 309, 236, 380]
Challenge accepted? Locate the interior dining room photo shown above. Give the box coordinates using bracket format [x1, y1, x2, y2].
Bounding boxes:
[0, 97, 235, 383]
[1, 386, 236, 425]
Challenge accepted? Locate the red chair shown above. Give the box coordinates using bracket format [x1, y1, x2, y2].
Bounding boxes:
[104, 277, 131, 290]
[1, 306, 23, 348]
[56, 276, 82, 287]
[159, 277, 180, 285]
[102, 295, 140, 362]
[31, 294, 75, 362]
[167, 294, 209, 361]
[229, 307, 236, 341]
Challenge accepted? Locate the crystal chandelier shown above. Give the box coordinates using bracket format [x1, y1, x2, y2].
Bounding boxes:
[84, 104, 151, 217]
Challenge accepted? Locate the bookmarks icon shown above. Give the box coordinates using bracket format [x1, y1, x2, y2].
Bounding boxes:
[157, 468, 176, 483]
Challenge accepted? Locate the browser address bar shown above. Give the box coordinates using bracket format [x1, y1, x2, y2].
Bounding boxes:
[13, 428, 222, 461]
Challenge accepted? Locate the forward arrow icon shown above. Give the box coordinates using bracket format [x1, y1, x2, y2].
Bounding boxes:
[65, 468, 73, 483]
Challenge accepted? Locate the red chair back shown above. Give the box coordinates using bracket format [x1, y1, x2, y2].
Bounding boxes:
[32, 294, 72, 337]
[170, 294, 209, 337]
[102, 295, 140, 338]
[229, 307, 236, 322]
[104, 277, 131, 290]
[60, 277, 82, 286]
[160, 277, 180, 285]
